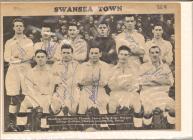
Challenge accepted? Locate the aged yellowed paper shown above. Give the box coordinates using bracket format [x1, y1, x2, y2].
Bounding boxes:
[0, 2, 181, 136]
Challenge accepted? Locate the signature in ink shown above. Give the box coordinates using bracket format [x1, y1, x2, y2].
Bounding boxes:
[55, 63, 79, 103]
[45, 43, 57, 58]
[90, 80, 100, 103]
[140, 67, 172, 82]
[55, 83, 75, 103]
[46, 45, 54, 58]
[84, 87, 103, 108]
[82, 81, 101, 105]
[16, 42, 26, 58]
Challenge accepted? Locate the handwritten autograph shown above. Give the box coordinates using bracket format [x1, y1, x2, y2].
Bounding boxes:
[54, 62, 78, 103]
[140, 67, 172, 82]
[45, 43, 55, 58]
[16, 42, 26, 59]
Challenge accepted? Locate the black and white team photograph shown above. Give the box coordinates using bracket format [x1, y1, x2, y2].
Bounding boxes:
[3, 14, 176, 132]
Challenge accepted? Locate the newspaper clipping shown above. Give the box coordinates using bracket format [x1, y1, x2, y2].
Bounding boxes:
[0, 2, 181, 133]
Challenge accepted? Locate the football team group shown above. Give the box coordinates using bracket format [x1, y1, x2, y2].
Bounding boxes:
[3, 15, 175, 131]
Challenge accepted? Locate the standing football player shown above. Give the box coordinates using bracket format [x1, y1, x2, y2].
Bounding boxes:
[61, 23, 87, 63]
[144, 23, 173, 65]
[4, 18, 34, 131]
[115, 15, 145, 69]
[88, 21, 118, 64]
[34, 24, 60, 64]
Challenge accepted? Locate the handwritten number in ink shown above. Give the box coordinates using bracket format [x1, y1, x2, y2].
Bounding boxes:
[157, 4, 167, 10]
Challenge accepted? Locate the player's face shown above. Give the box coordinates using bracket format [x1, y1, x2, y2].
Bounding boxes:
[13, 22, 24, 34]
[41, 27, 51, 40]
[89, 48, 101, 63]
[118, 50, 130, 64]
[124, 17, 136, 30]
[152, 26, 163, 39]
[61, 48, 73, 62]
[68, 26, 79, 39]
[97, 24, 109, 37]
[35, 53, 47, 66]
[61, 25, 67, 34]
[149, 47, 161, 63]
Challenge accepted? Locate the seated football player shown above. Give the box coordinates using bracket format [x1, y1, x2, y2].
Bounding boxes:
[50, 43, 80, 116]
[77, 46, 111, 115]
[16, 49, 55, 131]
[140, 46, 175, 129]
[108, 45, 143, 129]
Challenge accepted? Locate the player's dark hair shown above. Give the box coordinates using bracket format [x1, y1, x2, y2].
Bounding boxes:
[97, 21, 109, 28]
[12, 18, 25, 27]
[89, 46, 102, 53]
[41, 23, 52, 31]
[61, 43, 73, 53]
[149, 46, 161, 53]
[68, 23, 78, 29]
[42, 24, 51, 29]
[118, 45, 132, 54]
[35, 49, 48, 56]
[124, 15, 136, 21]
[153, 22, 163, 29]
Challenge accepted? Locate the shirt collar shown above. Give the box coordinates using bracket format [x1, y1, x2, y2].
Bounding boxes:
[67, 35, 81, 42]
[40, 38, 51, 42]
[58, 59, 78, 65]
[151, 61, 164, 70]
[116, 62, 131, 69]
[152, 38, 164, 43]
[13, 35, 27, 40]
[86, 60, 102, 66]
[34, 64, 50, 71]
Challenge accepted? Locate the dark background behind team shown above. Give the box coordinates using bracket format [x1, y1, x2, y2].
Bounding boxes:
[3, 14, 175, 44]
